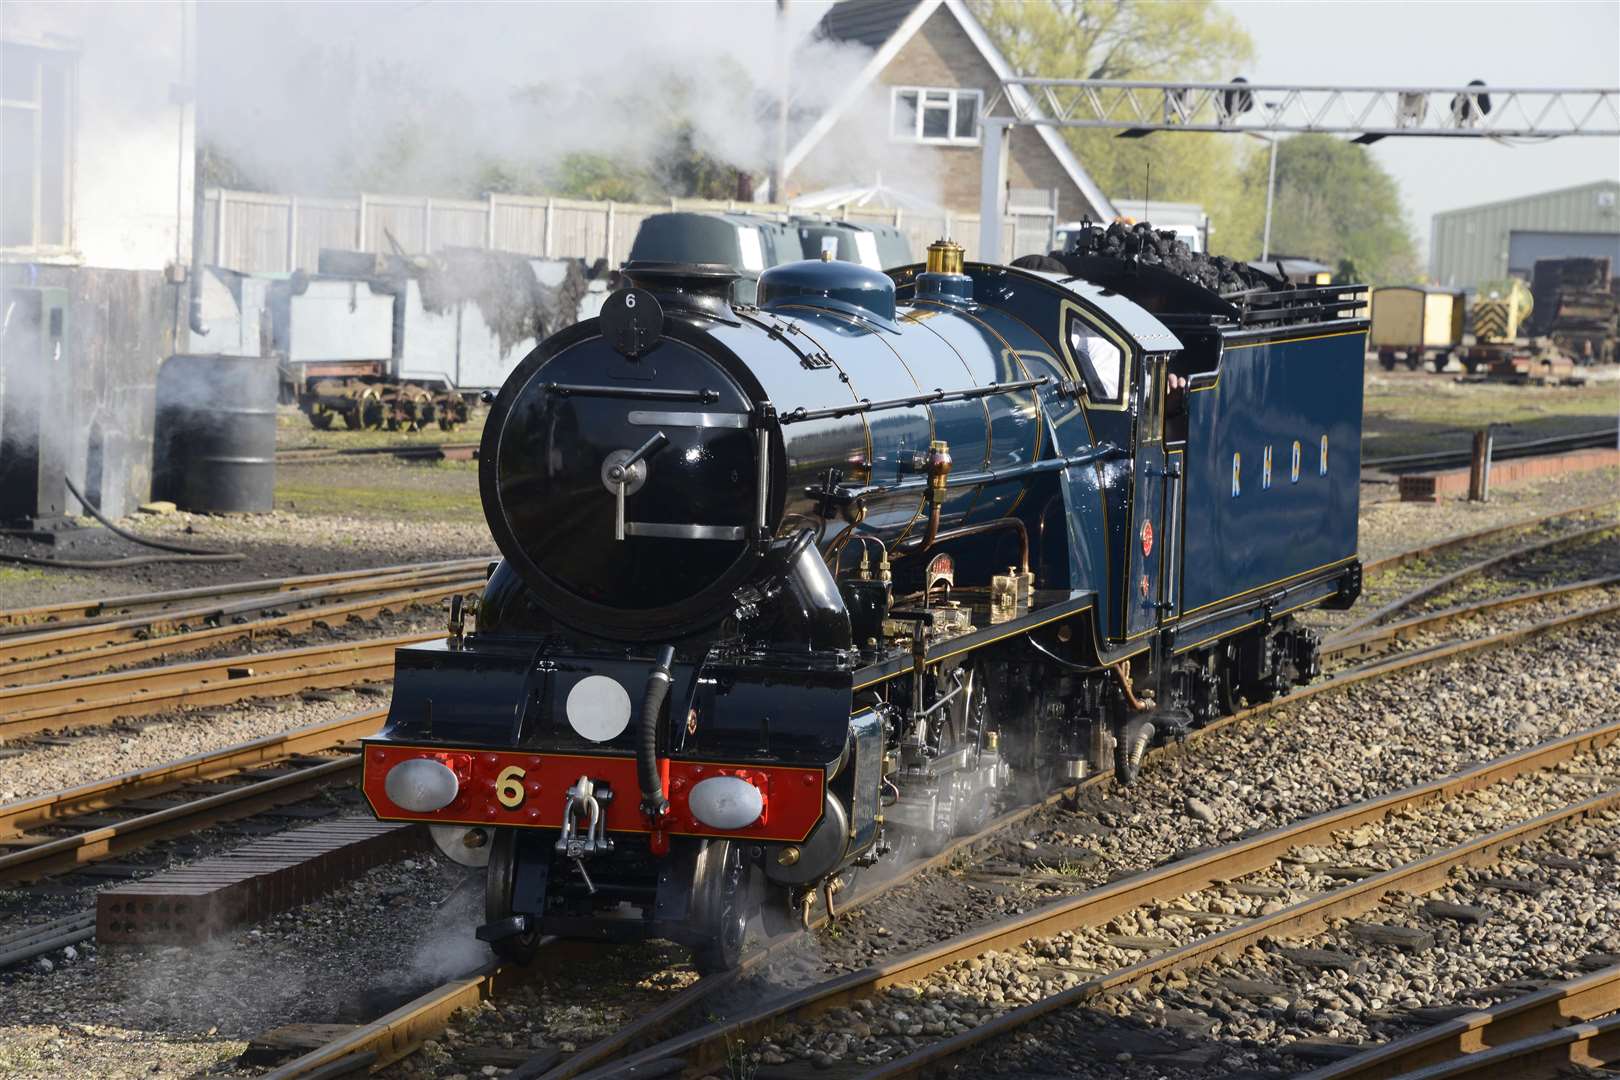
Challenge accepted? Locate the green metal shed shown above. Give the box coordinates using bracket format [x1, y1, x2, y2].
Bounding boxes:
[1429, 180, 1620, 290]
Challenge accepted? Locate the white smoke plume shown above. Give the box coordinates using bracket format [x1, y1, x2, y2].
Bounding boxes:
[195, 0, 939, 205]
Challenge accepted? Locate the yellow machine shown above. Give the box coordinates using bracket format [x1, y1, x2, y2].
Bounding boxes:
[1470, 279, 1533, 344]
[1370, 286, 1466, 370]
[1459, 277, 1577, 384]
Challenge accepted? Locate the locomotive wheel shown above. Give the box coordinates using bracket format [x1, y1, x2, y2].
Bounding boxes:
[341, 403, 364, 431]
[484, 829, 539, 964]
[690, 839, 749, 974]
[307, 405, 336, 430]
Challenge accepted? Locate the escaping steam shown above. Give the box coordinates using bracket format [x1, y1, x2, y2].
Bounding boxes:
[196, 0, 944, 208]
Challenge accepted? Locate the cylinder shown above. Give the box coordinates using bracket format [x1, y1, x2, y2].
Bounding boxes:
[152, 355, 278, 513]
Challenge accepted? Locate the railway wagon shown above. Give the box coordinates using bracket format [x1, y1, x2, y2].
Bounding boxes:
[359, 232, 1367, 971]
[1370, 285, 1466, 371]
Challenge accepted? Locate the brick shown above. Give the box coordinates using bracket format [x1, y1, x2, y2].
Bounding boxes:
[97, 819, 429, 945]
[1399, 449, 1620, 503]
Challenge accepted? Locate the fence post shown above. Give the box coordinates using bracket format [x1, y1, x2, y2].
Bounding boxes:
[357, 193, 368, 251]
[543, 198, 555, 257]
[423, 197, 433, 254]
[605, 201, 616, 263]
[485, 193, 497, 249]
[1468, 427, 1495, 501]
[286, 195, 298, 272]
[213, 189, 227, 266]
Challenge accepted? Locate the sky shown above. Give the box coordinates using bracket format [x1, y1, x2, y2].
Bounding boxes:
[1224, 0, 1620, 253]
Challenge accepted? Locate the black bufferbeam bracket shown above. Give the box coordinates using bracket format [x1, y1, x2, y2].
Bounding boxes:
[474, 914, 532, 943]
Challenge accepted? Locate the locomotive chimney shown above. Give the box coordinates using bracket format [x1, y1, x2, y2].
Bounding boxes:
[925, 238, 966, 275]
[620, 261, 742, 319]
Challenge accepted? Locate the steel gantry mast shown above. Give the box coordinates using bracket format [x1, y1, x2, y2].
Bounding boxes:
[976, 79, 1620, 259]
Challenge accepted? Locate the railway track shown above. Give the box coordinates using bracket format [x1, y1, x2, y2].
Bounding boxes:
[0, 557, 488, 633]
[1, 499, 1611, 1070]
[0, 631, 432, 741]
[1361, 425, 1619, 475]
[1303, 963, 1620, 1080]
[256, 593, 1620, 1080]
[0, 568, 485, 684]
[526, 653, 1620, 1080]
[1342, 517, 1617, 636]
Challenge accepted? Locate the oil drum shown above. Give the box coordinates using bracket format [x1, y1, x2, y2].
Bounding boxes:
[152, 355, 278, 513]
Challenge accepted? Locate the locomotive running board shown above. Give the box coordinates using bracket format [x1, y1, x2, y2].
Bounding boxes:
[851, 591, 1097, 691]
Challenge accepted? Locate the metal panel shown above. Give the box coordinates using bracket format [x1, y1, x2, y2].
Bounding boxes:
[1431, 181, 1620, 288]
[1507, 230, 1620, 276]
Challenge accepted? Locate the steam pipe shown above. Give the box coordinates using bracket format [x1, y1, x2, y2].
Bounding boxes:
[637, 645, 676, 819]
[902, 516, 1030, 575]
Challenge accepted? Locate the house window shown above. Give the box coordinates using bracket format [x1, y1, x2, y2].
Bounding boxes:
[890, 87, 980, 145]
[1, 41, 74, 251]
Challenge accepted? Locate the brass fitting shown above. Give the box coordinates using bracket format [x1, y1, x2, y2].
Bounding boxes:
[926, 439, 953, 504]
[777, 845, 801, 866]
[926, 238, 966, 275]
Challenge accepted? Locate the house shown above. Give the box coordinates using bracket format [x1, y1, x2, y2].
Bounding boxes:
[787, 0, 1113, 229]
[0, 1, 197, 521]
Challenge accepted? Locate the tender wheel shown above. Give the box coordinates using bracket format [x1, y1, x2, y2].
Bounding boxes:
[484, 829, 539, 964]
[690, 840, 749, 974]
[1378, 351, 1396, 371]
[357, 387, 386, 431]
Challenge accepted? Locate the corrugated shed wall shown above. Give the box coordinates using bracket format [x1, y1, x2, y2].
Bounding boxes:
[1430, 180, 1620, 288]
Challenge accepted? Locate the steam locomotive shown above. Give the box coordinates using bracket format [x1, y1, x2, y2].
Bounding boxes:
[361, 235, 1368, 971]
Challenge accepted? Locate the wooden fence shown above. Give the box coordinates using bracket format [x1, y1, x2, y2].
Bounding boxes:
[200, 188, 1055, 272]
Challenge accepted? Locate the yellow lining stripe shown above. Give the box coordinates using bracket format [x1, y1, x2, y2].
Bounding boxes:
[1172, 593, 1333, 655]
[1179, 554, 1357, 618]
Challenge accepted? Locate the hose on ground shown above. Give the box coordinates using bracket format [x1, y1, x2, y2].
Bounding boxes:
[0, 478, 245, 568]
[638, 644, 676, 818]
[0, 550, 243, 569]
[64, 476, 240, 557]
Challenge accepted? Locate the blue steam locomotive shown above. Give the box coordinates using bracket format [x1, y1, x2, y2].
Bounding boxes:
[361, 233, 1368, 970]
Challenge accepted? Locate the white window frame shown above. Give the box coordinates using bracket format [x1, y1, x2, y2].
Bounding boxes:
[0, 38, 77, 257]
[889, 86, 982, 146]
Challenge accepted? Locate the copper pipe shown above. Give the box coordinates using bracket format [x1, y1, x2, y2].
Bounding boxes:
[1113, 662, 1153, 712]
[920, 501, 943, 552]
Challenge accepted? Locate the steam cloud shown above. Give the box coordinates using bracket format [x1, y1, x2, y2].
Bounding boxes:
[196, 0, 944, 208]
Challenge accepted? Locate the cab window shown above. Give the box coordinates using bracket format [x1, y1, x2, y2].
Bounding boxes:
[1062, 308, 1126, 405]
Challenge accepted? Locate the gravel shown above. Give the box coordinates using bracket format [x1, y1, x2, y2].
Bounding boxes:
[971, 808, 1620, 1079]
[0, 689, 384, 805]
[732, 731, 1620, 1073]
[1353, 465, 1617, 559]
[0, 850, 486, 1079]
[0, 499, 493, 612]
[718, 611, 1620, 1069]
